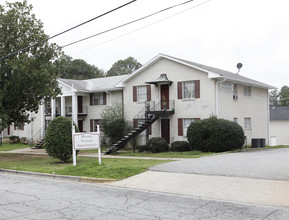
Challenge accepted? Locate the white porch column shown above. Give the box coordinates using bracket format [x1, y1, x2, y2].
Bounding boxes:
[72, 92, 78, 126]
[40, 100, 45, 139]
[29, 113, 33, 143]
[51, 98, 56, 119]
[61, 96, 66, 116]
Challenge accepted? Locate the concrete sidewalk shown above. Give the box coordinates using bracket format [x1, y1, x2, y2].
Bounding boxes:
[108, 170, 289, 208]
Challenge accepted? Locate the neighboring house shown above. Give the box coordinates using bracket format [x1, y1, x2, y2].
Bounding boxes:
[2, 54, 276, 147]
[270, 106, 289, 145]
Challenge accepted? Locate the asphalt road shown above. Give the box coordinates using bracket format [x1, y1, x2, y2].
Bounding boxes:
[1, 173, 289, 220]
[150, 148, 289, 181]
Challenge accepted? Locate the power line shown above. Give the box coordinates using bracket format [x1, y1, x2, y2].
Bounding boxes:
[72, 0, 212, 55]
[61, 0, 195, 48]
[0, 0, 137, 61]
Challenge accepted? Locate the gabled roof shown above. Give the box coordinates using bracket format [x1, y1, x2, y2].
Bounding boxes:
[58, 75, 128, 92]
[270, 106, 289, 120]
[116, 53, 276, 89]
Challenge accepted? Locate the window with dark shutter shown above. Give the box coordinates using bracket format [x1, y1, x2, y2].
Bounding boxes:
[177, 82, 182, 99]
[178, 118, 183, 136]
[103, 92, 107, 105]
[147, 85, 151, 101]
[133, 86, 137, 102]
[195, 80, 200, 98]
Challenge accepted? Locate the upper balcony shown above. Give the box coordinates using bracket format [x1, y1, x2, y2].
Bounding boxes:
[45, 106, 88, 117]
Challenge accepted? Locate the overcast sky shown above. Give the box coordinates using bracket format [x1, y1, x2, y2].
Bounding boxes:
[3, 0, 289, 89]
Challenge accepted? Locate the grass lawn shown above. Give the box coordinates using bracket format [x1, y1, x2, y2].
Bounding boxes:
[0, 154, 169, 180]
[0, 143, 30, 151]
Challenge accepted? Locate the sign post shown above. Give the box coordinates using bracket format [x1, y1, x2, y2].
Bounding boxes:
[72, 125, 101, 166]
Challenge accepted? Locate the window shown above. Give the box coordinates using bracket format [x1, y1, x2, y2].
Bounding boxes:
[244, 86, 251, 96]
[183, 81, 195, 99]
[244, 118, 251, 130]
[90, 93, 106, 105]
[178, 118, 200, 136]
[138, 86, 147, 102]
[233, 118, 238, 123]
[133, 85, 151, 102]
[90, 119, 102, 132]
[14, 123, 24, 130]
[178, 80, 200, 99]
[183, 118, 195, 136]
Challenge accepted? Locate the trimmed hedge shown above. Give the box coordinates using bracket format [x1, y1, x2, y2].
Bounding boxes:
[138, 137, 169, 153]
[170, 141, 190, 152]
[45, 116, 79, 162]
[187, 117, 245, 152]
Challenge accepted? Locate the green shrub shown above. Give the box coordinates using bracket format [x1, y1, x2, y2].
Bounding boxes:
[20, 137, 27, 144]
[146, 137, 169, 153]
[45, 116, 79, 162]
[138, 144, 149, 152]
[171, 141, 190, 152]
[9, 136, 20, 143]
[187, 117, 245, 152]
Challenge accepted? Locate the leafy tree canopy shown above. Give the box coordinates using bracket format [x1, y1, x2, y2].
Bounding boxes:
[0, 0, 61, 132]
[269, 85, 289, 106]
[58, 54, 104, 79]
[106, 56, 142, 76]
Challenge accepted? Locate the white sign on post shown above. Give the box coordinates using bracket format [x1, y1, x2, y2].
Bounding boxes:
[72, 125, 101, 166]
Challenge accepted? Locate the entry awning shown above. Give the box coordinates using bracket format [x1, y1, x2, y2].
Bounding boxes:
[145, 74, 173, 86]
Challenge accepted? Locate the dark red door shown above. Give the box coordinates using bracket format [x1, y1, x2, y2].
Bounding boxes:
[78, 96, 83, 113]
[78, 120, 83, 132]
[161, 84, 169, 109]
[161, 119, 170, 144]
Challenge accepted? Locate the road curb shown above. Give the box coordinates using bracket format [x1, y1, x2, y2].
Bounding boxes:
[0, 168, 116, 183]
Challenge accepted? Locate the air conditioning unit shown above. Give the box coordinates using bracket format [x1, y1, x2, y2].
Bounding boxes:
[233, 95, 238, 100]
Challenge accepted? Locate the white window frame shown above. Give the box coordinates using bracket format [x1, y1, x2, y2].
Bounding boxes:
[183, 81, 195, 99]
[244, 86, 251, 96]
[183, 118, 195, 136]
[244, 118, 251, 130]
[137, 85, 147, 102]
[92, 93, 104, 105]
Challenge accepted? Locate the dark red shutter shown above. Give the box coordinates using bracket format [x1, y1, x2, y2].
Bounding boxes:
[133, 119, 138, 128]
[195, 118, 201, 121]
[177, 82, 182, 99]
[22, 124, 24, 130]
[103, 92, 107, 105]
[90, 119, 93, 132]
[195, 80, 200, 98]
[133, 86, 137, 102]
[8, 125, 10, 135]
[148, 125, 152, 135]
[178, 118, 183, 136]
[147, 85, 151, 101]
[90, 94, 93, 106]
[14, 124, 16, 130]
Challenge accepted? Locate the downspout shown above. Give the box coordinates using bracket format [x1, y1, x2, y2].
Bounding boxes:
[106, 91, 112, 106]
[215, 78, 226, 117]
[267, 90, 270, 145]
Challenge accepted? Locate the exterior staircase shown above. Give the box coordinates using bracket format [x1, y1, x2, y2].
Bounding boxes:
[105, 100, 174, 154]
[33, 139, 45, 149]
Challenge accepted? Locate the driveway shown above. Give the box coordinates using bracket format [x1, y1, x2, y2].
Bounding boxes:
[110, 148, 289, 207]
[150, 148, 289, 181]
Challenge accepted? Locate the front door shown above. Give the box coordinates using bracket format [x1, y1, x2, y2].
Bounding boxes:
[161, 84, 169, 109]
[161, 119, 170, 144]
[78, 120, 83, 132]
[78, 96, 83, 113]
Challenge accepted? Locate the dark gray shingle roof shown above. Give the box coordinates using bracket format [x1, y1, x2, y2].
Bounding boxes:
[270, 106, 289, 120]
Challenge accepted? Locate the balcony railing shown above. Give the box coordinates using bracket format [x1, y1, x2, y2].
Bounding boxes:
[65, 106, 87, 116]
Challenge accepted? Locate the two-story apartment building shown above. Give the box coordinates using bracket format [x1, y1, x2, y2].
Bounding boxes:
[2, 54, 275, 147]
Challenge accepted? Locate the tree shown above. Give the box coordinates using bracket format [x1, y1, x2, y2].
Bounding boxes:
[269, 89, 279, 106]
[58, 55, 104, 79]
[106, 56, 142, 76]
[0, 1, 61, 132]
[45, 116, 79, 162]
[101, 103, 130, 145]
[279, 86, 289, 106]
